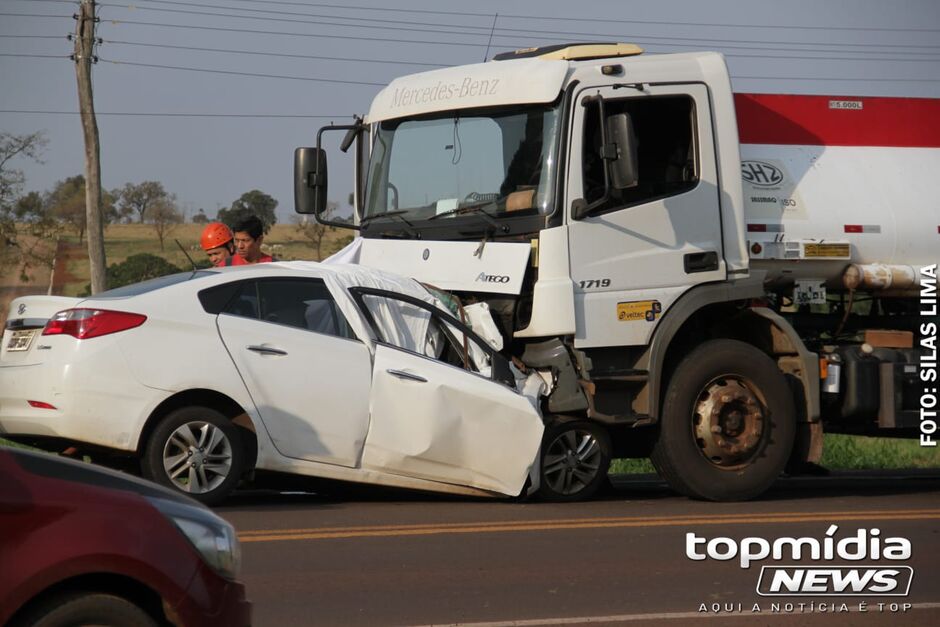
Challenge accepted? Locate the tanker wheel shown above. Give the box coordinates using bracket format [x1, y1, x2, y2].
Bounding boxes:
[650, 339, 795, 501]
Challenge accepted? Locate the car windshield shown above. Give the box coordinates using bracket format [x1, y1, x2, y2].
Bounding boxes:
[93, 270, 219, 298]
[363, 104, 561, 225]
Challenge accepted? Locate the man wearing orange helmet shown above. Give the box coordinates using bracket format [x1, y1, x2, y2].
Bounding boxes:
[200, 222, 236, 267]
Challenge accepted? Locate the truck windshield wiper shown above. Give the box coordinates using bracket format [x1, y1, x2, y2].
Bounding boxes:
[360, 210, 417, 237]
[428, 203, 508, 233]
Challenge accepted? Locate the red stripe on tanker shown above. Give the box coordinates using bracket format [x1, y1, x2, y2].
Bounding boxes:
[737, 92, 940, 287]
[735, 93, 940, 147]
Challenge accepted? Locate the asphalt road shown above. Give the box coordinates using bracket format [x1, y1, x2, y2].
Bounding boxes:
[218, 471, 940, 627]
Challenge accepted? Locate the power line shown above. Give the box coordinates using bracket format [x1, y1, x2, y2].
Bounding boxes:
[0, 109, 350, 118]
[100, 19, 491, 48]
[10, 0, 78, 5]
[148, 0, 495, 20]
[103, 0, 495, 33]
[210, 0, 940, 34]
[97, 3, 940, 53]
[97, 56, 388, 84]
[103, 39, 447, 67]
[0, 53, 69, 58]
[0, 13, 73, 19]
[99, 3, 498, 41]
[489, 25, 940, 52]
[0, 34, 70, 39]
[734, 75, 940, 83]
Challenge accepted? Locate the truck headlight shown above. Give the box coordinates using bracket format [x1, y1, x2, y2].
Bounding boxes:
[147, 496, 242, 580]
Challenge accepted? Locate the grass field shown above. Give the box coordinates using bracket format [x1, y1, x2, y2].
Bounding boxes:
[608, 434, 940, 474]
[52, 222, 353, 297]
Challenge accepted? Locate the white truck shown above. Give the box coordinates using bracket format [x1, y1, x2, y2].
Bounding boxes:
[295, 43, 939, 502]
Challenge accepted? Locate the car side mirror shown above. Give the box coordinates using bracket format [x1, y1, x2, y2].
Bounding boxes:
[605, 112, 638, 190]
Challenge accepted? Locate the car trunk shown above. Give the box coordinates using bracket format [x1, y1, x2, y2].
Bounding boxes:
[1, 296, 82, 365]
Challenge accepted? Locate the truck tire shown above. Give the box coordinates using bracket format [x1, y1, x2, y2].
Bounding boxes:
[650, 339, 796, 501]
[537, 419, 611, 502]
[142, 406, 244, 506]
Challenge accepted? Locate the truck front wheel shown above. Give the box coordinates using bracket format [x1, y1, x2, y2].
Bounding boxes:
[650, 339, 796, 501]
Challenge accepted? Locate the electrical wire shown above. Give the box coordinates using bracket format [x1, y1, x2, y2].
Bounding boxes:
[0, 53, 69, 58]
[95, 4, 940, 54]
[0, 109, 350, 118]
[100, 19, 491, 48]
[210, 0, 940, 34]
[97, 56, 388, 85]
[102, 39, 447, 67]
[101, 1, 496, 33]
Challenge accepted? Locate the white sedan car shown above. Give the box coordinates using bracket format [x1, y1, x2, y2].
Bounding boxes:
[0, 262, 548, 504]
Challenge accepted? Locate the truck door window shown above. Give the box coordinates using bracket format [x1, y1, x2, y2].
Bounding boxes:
[582, 95, 697, 213]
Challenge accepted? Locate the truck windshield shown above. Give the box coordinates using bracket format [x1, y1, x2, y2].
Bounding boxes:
[363, 104, 561, 226]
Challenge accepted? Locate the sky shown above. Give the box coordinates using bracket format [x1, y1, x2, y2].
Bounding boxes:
[2, 0, 939, 224]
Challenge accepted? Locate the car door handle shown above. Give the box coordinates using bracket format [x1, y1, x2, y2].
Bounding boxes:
[385, 369, 427, 383]
[247, 345, 288, 356]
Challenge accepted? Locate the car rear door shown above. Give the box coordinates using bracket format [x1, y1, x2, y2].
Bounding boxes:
[215, 277, 373, 467]
[350, 288, 544, 496]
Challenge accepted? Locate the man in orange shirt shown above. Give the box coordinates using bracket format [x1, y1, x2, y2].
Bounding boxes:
[231, 216, 275, 265]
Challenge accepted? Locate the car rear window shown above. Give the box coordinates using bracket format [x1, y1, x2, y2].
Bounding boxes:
[95, 270, 219, 298]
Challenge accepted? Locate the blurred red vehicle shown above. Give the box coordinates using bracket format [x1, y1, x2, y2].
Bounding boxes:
[0, 447, 251, 627]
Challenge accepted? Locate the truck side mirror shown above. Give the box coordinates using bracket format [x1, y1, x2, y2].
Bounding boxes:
[294, 147, 328, 216]
[606, 112, 638, 189]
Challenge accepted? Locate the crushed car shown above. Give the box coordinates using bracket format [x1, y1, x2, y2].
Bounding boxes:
[0, 262, 613, 505]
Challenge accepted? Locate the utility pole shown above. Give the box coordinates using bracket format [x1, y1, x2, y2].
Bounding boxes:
[73, 0, 107, 293]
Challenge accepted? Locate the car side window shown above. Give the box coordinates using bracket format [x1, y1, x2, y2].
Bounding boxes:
[221, 281, 261, 320]
[357, 293, 493, 377]
[256, 278, 356, 340]
[582, 94, 697, 213]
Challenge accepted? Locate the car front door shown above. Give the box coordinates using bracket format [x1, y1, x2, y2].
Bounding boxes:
[215, 277, 373, 467]
[350, 288, 544, 496]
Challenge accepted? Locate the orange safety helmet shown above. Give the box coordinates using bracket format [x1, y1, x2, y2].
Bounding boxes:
[200, 222, 234, 251]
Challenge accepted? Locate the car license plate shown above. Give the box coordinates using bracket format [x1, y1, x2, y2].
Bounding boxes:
[7, 329, 36, 352]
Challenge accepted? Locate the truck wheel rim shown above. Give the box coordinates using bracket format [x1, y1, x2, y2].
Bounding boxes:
[543, 429, 603, 495]
[692, 375, 767, 469]
[163, 421, 233, 494]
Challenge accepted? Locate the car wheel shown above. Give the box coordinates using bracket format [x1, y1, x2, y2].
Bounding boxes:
[537, 419, 611, 502]
[15, 592, 158, 627]
[143, 406, 244, 506]
[650, 339, 796, 501]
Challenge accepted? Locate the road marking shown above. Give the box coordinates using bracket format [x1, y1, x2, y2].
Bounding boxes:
[412, 603, 940, 626]
[238, 508, 940, 543]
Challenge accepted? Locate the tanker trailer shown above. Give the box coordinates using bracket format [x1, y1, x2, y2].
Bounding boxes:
[736, 93, 938, 436]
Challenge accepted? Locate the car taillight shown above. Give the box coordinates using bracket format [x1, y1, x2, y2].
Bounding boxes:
[42, 308, 147, 339]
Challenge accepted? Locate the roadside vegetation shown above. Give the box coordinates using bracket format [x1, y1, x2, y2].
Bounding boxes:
[609, 434, 940, 474]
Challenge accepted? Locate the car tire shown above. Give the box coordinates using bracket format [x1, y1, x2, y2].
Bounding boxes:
[650, 339, 796, 501]
[142, 406, 244, 506]
[537, 419, 611, 502]
[15, 592, 158, 627]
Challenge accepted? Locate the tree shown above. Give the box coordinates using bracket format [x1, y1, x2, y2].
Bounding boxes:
[80, 253, 182, 296]
[217, 189, 277, 234]
[294, 202, 336, 260]
[0, 131, 51, 273]
[119, 181, 170, 224]
[46, 176, 118, 243]
[147, 194, 183, 251]
[191, 209, 208, 224]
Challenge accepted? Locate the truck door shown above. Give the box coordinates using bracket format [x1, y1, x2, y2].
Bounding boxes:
[566, 84, 725, 348]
